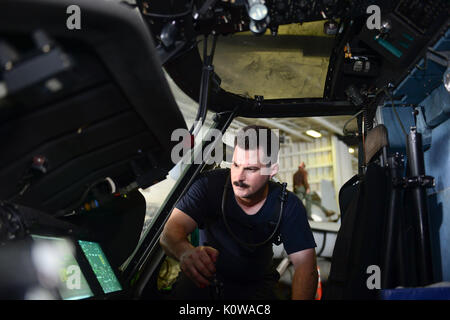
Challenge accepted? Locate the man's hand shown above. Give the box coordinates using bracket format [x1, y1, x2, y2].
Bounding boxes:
[179, 246, 219, 288]
[159, 209, 219, 288]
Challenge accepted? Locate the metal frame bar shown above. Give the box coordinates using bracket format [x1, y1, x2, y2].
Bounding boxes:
[406, 127, 434, 285]
[123, 108, 237, 296]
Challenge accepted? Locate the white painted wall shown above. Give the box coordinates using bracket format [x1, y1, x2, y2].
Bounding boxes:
[277, 136, 334, 195]
[277, 135, 357, 213]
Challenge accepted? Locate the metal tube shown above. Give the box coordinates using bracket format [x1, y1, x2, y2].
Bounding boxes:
[357, 114, 364, 175]
[406, 127, 433, 285]
[191, 35, 217, 134]
[382, 154, 403, 288]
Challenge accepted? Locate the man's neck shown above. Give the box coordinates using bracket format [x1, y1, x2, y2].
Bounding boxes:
[234, 183, 269, 215]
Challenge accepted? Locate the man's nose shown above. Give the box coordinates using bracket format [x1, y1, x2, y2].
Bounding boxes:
[237, 168, 246, 180]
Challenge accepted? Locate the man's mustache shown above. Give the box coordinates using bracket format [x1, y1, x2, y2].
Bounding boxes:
[233, 181, 249, 188]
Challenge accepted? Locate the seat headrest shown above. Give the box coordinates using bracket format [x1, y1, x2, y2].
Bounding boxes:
[364, 125, 389, 165]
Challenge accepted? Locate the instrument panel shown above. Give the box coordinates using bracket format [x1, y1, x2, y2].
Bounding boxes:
[139, 0, 384, 36]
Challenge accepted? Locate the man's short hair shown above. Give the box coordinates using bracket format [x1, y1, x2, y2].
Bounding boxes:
[234, 125, 279, 165]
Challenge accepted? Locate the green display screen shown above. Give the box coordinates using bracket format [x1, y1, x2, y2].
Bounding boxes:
[31, 235, 94, 300]
[78, 240, 122, 294]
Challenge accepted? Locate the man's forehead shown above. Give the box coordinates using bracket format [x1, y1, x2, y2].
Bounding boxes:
[232, 146, 265, 166]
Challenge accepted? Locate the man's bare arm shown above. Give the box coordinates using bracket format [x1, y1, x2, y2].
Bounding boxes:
[289, 248, 318, 300]
[160, 208, 198, 260]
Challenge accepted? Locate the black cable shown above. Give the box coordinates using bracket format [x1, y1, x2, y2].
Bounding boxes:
[363, 105, 374, 133]
[209, 33, 218, 65]
[391, 98, 408, 137]
[139, 0, 194, 18]
[384, 88, 408, 137]
[54, 178, 111, 217]
[221, 172, 286, 247]
[343, 109, 364, 136]
[316, 231, 327, 257]
[143, 10, 192, 18]
[203, 34, 208, 60]
[342, 84, 395, 136]
[0, 202, 26, 242]
[168, 39, 200, 62]
[189, 34, 218, 134]
[7, 182, 30, 202]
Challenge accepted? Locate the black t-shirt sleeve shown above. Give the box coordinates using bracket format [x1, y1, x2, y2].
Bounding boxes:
[280, 193, 317, 254]
[175, 175, 209, 228]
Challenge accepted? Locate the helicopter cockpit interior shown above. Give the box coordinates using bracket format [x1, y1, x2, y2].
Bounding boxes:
[0, 0, 449, 301]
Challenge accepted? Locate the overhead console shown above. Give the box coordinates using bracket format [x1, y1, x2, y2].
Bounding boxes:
[358, 0, 449, 68]
[138, 0, 448, 118]
[140, 0, 377, 36]
[196, 0, 366, 35]
[330, 0, 449, 101]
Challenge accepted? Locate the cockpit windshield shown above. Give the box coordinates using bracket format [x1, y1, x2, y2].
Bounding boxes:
[199, 21, 335, 99]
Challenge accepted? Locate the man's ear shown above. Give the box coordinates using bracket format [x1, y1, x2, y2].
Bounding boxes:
[270, 162, 279, 178]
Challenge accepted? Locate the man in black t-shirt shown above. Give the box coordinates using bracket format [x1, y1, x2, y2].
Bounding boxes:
[160, 125, 318, 300]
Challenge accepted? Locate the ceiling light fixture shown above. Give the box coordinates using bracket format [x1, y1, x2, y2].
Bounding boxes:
[247, 0, 270, 35]
[306, 130, 322, 138]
